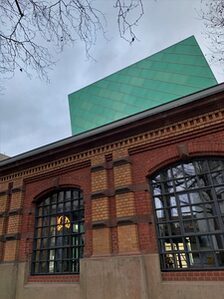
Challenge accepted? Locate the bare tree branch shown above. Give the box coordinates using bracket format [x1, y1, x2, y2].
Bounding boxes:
[200, 0, 224, 64]
[15, 0, 24, 16]
[0, 0, 144, 80]
[114, 0, 144, 43]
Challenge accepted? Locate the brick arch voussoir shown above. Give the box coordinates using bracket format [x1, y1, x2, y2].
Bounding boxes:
[32, 183, 82, 203]
[147, 141, 224, 178]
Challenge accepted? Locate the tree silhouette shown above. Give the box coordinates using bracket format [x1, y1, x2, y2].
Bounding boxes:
[0, 0, 143, 80]
[201, 0, 224, 65]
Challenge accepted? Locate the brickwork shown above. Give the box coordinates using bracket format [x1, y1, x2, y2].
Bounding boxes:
[10, 192, 23, 210]
[7, 215, 20, 234]
[12, 179, 23, 188]
[162, 271, 224, 281]
[27, 274, 80, 283]
[116, 192, 135, 217]
[113, 148, 129, 160]
[0, 93, 224, 286]
[92, 197, 109, 221]
[114, 163, 132, 187]
[91, 155, 106, 166]
[17, 167, 91, 265]
[3, 240, 17, 261]
[117, 224, 139, 253]
[91, 170, 107, 192]
[0, 194, 8, 213]
[0, 217, 4, 235]
[0, 181, 9, 191]
[92, 227, 111, 255]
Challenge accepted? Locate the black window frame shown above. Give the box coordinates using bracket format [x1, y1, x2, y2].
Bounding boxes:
[151, 157, 224, 271]
[31, 188, 84, 275]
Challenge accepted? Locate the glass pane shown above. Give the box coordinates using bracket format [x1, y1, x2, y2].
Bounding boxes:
[36, 228, 42, 238]
[65, 201, 71, 211]
[58, 203, 63, 212]
[50, 237, 56, 246]
[151, 159, 224, 270]
[209, 160, 224, 172]
[153, 186, 162, 196]
[211, 172, 224, 185]
[174, 178, 185, 192]
[179, 194, 190, 206]
[58, 191, 64, 203]
[65, 190, 71, 200]
[194, 160, 208, 174]
[44, 197, 50, 206]
[43, 206, 50, 216]
[215, 187, 224, 201]
[73, 200, 79, 210]
[35, 250, 40, 262]
[172, 165, 184, 179]
[38, 207, 43, 217]
[183, 220, 194, 233]
[73, 190, 80, 200]
[36, 239, 41, 249]
[156, 209, 164, 219]
[32, 188, 84, 274]
[181, 206, 191, 216]
[51, 204, 56, 214]
[158, 224, 168, 236]
[183, 162, 196, 176]
[51, 193, 57, 204]
[218, 200, 224, 214]
[154, 197, 163, 209]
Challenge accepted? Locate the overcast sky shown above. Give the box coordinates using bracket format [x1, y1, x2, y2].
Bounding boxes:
[0, 0, 224, 158]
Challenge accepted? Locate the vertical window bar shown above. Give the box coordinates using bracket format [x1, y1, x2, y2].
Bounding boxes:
[31, 188, 84, 275]
[151, 158, 224, 271]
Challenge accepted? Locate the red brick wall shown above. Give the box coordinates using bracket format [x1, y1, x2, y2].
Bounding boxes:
[1, 105, 224, 283]
[18, 165, 91, 284]
[130, 130, 224, 281]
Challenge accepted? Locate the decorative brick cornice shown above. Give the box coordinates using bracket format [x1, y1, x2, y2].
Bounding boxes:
[91, 191, 108, 199]
[114, 186, 132, 194]
[0, 191, 8, 197]
[1, 233, 21, 241]
[0, 212, 7, 218]
[1, 108, 224, 182]
[8, 208, 22, 216]
[11, 187, 24, 193]
[91, 165, 105, 172]
[112, 156, 131, 167]
[92, 214, 152, 228]
[0, 209, 22, 217]
[91, 183, 150, 199]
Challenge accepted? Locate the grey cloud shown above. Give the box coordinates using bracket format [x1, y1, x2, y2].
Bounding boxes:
[0, 0, 223, 157]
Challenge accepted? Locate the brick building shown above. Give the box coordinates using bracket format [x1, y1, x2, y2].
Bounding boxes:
[0, 82, 224, 299]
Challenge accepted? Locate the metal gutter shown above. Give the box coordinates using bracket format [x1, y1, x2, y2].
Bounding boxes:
[1, 83, 224, 168]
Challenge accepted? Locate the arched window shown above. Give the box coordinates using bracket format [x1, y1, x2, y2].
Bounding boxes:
[151, 158, 224, 271]
[31, 188, 84, 274]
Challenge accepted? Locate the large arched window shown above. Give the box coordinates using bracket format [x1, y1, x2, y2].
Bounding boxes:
[31, 188, 84, 275]
[151, 158, 224, 271]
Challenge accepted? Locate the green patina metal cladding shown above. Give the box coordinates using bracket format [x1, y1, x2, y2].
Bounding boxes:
[68, 36, 217, 135]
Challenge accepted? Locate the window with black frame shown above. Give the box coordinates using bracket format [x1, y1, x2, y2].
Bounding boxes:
[151, 158, 224, 271]
[31, 189, 84, 275]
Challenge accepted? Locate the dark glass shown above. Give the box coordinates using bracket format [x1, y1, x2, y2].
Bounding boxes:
[151, 158, 224, 271]
[31, 189, 84, 275]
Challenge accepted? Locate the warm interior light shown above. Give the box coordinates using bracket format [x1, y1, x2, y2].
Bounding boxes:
[57, 215, 71, 231]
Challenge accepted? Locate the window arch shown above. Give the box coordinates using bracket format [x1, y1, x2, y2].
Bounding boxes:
[31, 188, 84, 274]
[151, 158, 224, 271]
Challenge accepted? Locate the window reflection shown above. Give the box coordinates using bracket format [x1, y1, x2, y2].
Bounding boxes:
[32, 189, 84, 275]
[152, 159, 224, 270]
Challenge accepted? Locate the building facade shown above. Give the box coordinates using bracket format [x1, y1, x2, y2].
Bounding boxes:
[0, 83, 224, 299]
[69, 36, 217, 135]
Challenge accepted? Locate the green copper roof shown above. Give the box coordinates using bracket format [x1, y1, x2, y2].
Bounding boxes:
[69, 36, 217, 135]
